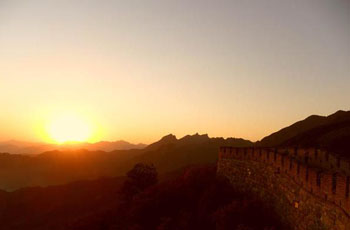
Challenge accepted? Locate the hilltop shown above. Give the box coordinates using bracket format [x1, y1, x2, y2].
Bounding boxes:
[134, 133, 252, 172]
[258, 110, 350, 157]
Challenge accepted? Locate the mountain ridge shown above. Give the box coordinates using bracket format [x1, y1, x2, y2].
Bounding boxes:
[0, 140, 147, 155]
[258, 110, 350, 156]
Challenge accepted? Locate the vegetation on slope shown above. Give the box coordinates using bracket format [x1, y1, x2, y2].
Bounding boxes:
[0, 164, 289, 230]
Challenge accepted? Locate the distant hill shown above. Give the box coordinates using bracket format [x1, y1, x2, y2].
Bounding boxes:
[0, 140, 147, 155]
[258, 110, 350, 156]
[0, 149, 142, 191]
[0, 134, 252, 191]
[134, 133, 252, 173]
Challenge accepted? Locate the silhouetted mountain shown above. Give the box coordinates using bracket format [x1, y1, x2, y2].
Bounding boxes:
[145, 134, 178, 151]
[0, 134, 252, 191]
[259, 110, 350, 156]
[134, 133, 253, 173]
[0, 140, 146, 155]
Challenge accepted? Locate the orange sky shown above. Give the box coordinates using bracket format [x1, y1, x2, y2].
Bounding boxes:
[0, 0, 349, 144]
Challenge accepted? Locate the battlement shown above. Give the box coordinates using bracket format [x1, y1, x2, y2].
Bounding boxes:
[220, 147, 350, 175]
[218, 146, 350, 228]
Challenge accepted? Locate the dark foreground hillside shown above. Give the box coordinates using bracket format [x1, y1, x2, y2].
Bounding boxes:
[0, 165, 289, 230]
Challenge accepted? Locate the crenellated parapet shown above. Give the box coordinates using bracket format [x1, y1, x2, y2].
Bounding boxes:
[218, 147, 350, 229]
[220, 147, 350, 174]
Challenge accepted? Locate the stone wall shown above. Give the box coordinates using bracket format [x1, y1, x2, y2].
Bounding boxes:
[217, 147, 350, 230]
[275, 147, 350, 175]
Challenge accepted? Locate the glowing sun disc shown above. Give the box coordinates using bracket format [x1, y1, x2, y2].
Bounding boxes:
[47, 114, 92, 143]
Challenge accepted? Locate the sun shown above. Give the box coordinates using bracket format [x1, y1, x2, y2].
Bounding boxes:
[47, 113, 92, 144]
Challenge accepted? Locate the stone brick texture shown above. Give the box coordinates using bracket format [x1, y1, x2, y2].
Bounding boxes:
[217, 147, 350, 230]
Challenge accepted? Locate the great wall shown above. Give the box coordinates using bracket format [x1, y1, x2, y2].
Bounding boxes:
[217, 147, 350, 230]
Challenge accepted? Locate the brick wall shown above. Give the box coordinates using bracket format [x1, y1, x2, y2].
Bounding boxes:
[218, 147, 350, 230]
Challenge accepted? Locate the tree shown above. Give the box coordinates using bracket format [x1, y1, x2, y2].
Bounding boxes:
[121, 163, 158, 199]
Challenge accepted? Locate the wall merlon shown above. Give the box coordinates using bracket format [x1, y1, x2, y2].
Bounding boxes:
[218, 146, 350, 217]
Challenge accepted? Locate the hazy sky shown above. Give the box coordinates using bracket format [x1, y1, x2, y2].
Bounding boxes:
[0, 0, 349, 144]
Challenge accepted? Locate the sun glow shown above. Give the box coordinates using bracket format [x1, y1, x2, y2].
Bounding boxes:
[47, 113, 93, 144]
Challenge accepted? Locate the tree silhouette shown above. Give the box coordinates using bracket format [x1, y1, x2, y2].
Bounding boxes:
[121, 163, 158, 199]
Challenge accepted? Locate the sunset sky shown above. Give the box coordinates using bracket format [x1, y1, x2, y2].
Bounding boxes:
[0, 0, 349, 144]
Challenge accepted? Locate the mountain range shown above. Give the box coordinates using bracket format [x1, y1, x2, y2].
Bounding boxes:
[0, 134, 252, 191]
[0, 110, 348, 191]
[0, 140, 147, 155]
